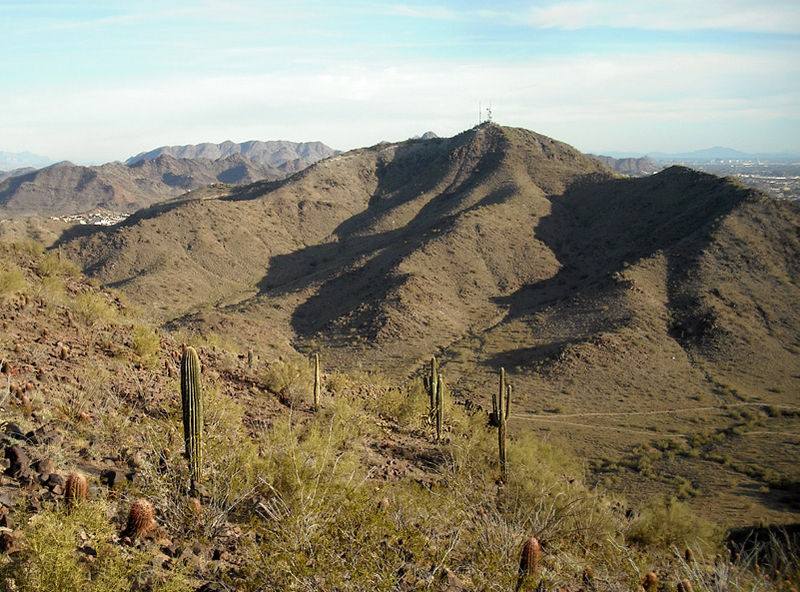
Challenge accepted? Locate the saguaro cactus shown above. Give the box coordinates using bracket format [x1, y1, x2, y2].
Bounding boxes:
[313, 353, 321, 410]
[435, 375, 444, 441]
[494, 367, 511, 476]
[424, 356, 438, 419]
[181, 346, 203, 493]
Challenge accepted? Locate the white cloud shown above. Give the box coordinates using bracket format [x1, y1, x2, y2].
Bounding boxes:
[1, 49, 798, 161]
[524, 0, 800, 34]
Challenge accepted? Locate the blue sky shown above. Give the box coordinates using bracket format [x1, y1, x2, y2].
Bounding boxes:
[2, 0, 799, 163]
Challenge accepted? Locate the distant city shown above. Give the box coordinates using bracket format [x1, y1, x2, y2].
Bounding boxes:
[672, 161, 800, 202]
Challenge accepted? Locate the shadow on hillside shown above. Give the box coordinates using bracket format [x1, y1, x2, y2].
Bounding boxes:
[484, 167, 751, 369]
[0, 170, 38, 203]
[255, 130, 511, 339]
[259, 184, 515, 339]
[485, 338, 583, 371]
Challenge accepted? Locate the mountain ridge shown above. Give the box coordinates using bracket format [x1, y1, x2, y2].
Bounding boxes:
[125, 139, 339, 169]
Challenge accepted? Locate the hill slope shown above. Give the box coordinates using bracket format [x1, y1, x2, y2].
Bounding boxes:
[4, 241, 781, 592]
[0, 154, 282, 218]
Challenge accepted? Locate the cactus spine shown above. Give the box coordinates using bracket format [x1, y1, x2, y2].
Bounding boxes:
[313, 352, 321, 410]
[181, 346, 203, 493]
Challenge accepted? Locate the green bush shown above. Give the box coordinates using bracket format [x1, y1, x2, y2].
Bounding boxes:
[0, 500, 192, 592]
[262, 355, 313, 403]
[37, 251, 79, 278]
[0, 263, 26, 300]
[131, 324, 161, 367]
[628, 496, 721, 552]
[70, 291, 118, 327]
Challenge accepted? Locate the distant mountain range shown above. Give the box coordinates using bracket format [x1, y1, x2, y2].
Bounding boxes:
[0, 154, 283, 218]
[0, 140, 339, 218]
[0, 150, 53, 170]
[588, 154, 661, 177]
[126, 140, 339, 173]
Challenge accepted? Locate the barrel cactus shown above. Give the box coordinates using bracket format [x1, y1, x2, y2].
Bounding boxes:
[122, 499, 155, 540]
[515, 536, 542, 591]
[65, 472, 88, 506]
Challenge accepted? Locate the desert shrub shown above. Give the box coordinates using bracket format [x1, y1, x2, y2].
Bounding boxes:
[11, 238, 45, 257]
[262, 355, 313, 403]
[246, 409, 432, 591]
[373, 378, 429, 428]
[628, 496, 721, 552]
[37, 274, 66, 303]
[131, 324, 161, 367]
[0, 263, 26, 300]
[70, 291, 117, 327]
[37, 251, 79, 278]
[0, 500, 192, 592]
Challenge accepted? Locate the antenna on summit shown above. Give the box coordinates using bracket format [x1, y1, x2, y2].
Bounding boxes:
[477, 102, 493, 126]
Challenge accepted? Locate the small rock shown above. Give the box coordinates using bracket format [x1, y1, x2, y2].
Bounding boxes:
[0, 493, 14, 509]
[441, 568, 467, 592]
[3, 423, 26, 441]
[47, 473, 65, 488]
[0, 506, 9, 528]
[0, 529, 24, 554]
[162, 541, 181, 558]
[28, 428, 62, 446]
[195, 583, 228, 592]
[28, 495, 42, 512]
[151, 552, 170, 569]
[4, 445, 32, 480]
[100, 469, 128, 489]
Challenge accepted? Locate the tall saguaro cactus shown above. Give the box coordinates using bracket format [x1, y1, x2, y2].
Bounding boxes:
[313, 353, 321, 410]
[493, 367, 511, 476]
[425, 356, 438, 418]
[435, 374, 444, 442]
[181, 346, 203, 493]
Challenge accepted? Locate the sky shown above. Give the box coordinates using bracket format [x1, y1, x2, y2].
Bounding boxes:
[2, 0, 799, 164]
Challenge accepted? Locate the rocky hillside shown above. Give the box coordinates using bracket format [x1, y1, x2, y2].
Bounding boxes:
[0, 240, 794, 592]
[0, 154, 282, 218]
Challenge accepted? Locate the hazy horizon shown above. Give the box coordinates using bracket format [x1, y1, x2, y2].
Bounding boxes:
[3, 0, 799, 164]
